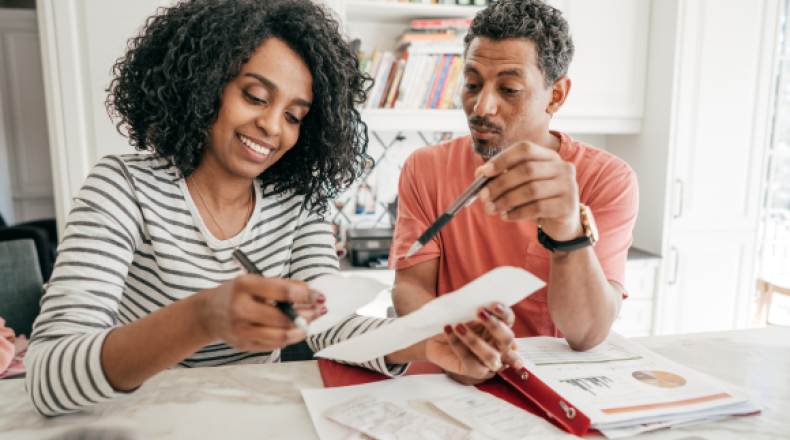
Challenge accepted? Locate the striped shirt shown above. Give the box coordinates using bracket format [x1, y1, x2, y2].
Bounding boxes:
[25, 154, 406, 416]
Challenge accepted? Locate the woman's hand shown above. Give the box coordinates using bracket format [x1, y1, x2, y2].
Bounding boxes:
[197, 274, 325, 352]
[425, 303, 524, 385]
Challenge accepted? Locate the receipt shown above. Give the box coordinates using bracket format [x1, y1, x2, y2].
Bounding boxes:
[427, 391, 575, 440]
[307, 275, 388, 334]
[314, 267, 544, 363]
[324, 395, 472, 440]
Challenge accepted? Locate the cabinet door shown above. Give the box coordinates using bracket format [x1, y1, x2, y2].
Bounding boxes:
[669, 0, 779, 232]
[659, 231, 756, 334]
[547, 0, 649, 128]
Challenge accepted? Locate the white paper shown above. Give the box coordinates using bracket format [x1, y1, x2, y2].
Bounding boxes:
[314, 267, 545, 363]
[302, 375, 479, 440]
[324, 395, 472, 440]
[515, 332, 757, 426]
[307, 275, 388, 334]
[426, 391, 576, 440]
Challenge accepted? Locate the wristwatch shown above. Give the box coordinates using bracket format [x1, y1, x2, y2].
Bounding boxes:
[537, 203, 598, 252]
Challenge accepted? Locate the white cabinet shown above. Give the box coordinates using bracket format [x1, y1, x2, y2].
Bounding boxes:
[661, 231, 756, 334]
[609, 0, 781, 335]
[0, 9, 54, 223]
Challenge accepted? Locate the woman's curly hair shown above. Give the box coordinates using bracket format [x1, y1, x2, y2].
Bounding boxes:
[106, 0, 371, 215]
[464, 0, 574, 88]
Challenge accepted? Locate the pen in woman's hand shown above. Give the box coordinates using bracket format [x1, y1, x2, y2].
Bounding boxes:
[231, 249, 310, 332]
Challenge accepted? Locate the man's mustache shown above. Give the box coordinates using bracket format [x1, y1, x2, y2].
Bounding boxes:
[468, 116, 503, 134]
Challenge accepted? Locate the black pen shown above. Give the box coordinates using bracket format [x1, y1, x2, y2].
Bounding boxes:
[231, 248, 310, 332]
[405, 174, 493, 258]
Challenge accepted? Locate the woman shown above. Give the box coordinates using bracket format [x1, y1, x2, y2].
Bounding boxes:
[25, 0, 520, 416]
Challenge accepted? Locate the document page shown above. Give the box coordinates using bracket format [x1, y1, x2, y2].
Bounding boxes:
[315, 267, 544, 363]
[515, 333, 755, 425]
[324, 395, 472, 440]
[426, 391, 576, 440]
[306, 275, 387, 334]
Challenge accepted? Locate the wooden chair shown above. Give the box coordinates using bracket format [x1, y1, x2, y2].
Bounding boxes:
[754, 279, 790, 327]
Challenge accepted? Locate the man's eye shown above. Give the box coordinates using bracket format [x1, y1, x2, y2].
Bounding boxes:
[465, 84, 480, 90]
[502, 88, 520, 94]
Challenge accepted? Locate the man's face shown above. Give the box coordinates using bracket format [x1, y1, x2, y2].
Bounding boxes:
[462, 37, 557, 158]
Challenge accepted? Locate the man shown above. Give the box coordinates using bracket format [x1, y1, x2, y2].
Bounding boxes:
[389, 0, 638, 384]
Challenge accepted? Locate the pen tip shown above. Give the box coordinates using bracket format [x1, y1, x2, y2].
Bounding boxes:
[405, 242, 422, 259]
[295, 316, 309, 333]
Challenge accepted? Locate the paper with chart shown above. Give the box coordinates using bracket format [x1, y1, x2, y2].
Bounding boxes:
[515, 332, 757, 426]
[425, 391, 576, 440]
[306, 275, 387, 334]
[324, 395, 472, 440]
[314, 267, 545, 363]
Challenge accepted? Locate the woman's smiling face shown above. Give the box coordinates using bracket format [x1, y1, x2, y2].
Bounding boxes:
[206, 37, 313, 179]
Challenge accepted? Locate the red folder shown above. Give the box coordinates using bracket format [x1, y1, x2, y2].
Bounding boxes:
[317, 359, 594, 437]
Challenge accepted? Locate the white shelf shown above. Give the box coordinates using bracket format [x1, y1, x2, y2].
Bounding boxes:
[361, 109, 468, 132]
[345, 0, 483, 22]
[360, 109, 642, 134]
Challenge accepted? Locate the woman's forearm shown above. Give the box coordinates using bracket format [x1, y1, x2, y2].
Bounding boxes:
[384, 340, 427, 365]
[100, 290, 214, 391]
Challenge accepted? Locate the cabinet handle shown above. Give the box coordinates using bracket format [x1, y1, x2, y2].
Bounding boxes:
[668, 247, 679, 285]
[673, 179, 684, 219]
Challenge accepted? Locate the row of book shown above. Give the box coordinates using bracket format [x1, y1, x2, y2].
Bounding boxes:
[368, 0, 491, 5]
[359, 17, 470, 110]
[363, 50, 465, 110]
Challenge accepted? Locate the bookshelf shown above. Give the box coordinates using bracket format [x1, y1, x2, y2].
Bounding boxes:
[345, 1, 484, 22]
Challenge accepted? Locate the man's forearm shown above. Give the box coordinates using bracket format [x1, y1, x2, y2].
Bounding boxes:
[392, 281, 436, 316]
[547, 247, 621, 351]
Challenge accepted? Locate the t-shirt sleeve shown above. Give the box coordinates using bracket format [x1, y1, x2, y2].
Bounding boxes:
[585, 164, 639, 296]
[389, 153, 441, 270]
[288, 207, 340, 283]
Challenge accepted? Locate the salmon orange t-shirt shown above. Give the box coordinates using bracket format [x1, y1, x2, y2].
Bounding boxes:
[389, 132, 638, 338]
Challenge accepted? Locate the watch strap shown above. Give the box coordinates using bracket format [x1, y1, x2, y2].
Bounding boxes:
[537, 226, 593, 253]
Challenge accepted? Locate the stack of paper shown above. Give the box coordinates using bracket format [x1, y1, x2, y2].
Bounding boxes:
[513, 332, 761, 438]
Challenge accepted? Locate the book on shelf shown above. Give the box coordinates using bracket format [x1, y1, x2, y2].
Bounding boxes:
[357, 17, 470, 111]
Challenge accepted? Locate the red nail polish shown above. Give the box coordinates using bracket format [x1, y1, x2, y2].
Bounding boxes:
[455, 324, 467, 336]
[495, 303, 505, 314]
[519, 367, 529, 373]
[478, 309, 490, 321]
[317, 294, 326, 305]
[444, 325, 453, 335]
[320, 307, 328, 315]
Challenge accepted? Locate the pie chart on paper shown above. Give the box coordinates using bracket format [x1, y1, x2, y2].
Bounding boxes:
[632, 370, 687, 388]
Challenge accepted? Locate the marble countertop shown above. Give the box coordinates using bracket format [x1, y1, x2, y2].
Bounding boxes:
[0, 328, 787, 440]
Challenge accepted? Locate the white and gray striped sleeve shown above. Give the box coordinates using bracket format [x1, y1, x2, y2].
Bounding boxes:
[24, 156, 142, 416]
[288, 208, 340, 283]
[306, 315, 409, 377]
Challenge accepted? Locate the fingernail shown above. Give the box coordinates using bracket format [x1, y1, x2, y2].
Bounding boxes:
[495, 303, 505, 314]
[317, 294, 326, 304]
[479, 188, 489, 202]
[519, 367, 529, 373]
[478, 309, 490, 321]
[486, 202, 496, 213]
[320, 307, 328, 315]
[455, 324, 467, 336]
[482, 163, 494, 175]
[501, 211, 508, 220]
[444, 325, 453, 335]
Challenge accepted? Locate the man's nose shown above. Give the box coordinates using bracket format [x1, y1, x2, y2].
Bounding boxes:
[473, 86, 498, 117]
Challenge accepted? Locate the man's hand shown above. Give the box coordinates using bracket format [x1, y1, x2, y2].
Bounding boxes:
[425, 303, 524, 385]
[476, 140, 582, 242]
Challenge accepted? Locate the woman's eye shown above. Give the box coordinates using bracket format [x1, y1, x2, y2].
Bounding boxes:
[465, 83, 480, 91]
[243, 90, 267, 105]
[286, 113, 302, 125]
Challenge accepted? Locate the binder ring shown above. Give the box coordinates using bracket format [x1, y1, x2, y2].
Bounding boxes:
[559, 401, 576, 420]
[519, 370, 529, 381]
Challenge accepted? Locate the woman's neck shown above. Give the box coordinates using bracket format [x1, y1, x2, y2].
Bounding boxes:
[189, 156, 254, 210]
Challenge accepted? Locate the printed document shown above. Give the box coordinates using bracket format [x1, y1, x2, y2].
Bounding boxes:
[314, 267, 545, 363]
[307, 275, 387, 334]
[515, 332, 758, 426]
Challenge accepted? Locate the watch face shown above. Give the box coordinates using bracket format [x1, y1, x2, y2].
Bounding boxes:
[581, 204, 599, 245]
